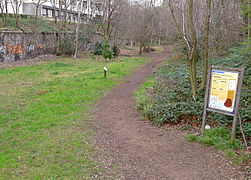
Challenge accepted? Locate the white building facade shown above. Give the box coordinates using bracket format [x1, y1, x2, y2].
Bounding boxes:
[1, 0, 102, 23]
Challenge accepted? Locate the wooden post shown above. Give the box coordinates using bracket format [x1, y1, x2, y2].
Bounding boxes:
[230, 67, 245, 142]
[201, 65, 212, 134]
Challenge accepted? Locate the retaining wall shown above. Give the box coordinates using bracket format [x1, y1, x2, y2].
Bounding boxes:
[0, 31, 124, 62]
[0, 31, 57, 62]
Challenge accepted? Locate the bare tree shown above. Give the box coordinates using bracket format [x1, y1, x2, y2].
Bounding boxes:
[74, 0, 84, 58]
[0, 0, 8, 27]
[10, 0, 22, 29]
[50, 0, 58, 24]
[62, 0, 76, 26]
[96, 0, 126, 40]
[168, 0, 198, 98]
[200, 0, 212, 90]
[57, 0, 63, 53]
[32, 0, 48, 20]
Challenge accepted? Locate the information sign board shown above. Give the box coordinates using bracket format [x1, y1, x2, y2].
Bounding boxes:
[201, 65, 245, 142]
[208, 69, 239, 114]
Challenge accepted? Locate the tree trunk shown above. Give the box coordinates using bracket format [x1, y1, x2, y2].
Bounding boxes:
[35, 6, 39, 19]
[248, 0, 250, 41]
[64, 8, 67, 27]
[200, 0, 211, 90]
[74, 0, 84, 58]
[57, 0, 62, 54]
[4, 0, 8, 27]
[15, 14, 19, 29]
[139, 41, 143, 55]
[53, 7, 57, 24]
[189, 0, 197, 98]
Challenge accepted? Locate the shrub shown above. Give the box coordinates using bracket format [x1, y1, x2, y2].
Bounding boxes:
[61, 34, 74, 56]
[93, 41, 104, 55]
[102, 40, 113, 60]
[112, 45, 120, 57]
[136, 44, 250, 139]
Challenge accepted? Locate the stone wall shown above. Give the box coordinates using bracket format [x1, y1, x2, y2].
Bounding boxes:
[0, 31, 57, 62]
[0, 31, 124, 63]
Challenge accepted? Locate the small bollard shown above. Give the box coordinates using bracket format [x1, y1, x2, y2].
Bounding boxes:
[104, 67, 108, 78]
[205, 125, 210, 130]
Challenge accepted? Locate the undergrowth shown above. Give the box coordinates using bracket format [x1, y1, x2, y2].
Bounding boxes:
[186, 127, 250, 165]
[135, 44, 250, 143]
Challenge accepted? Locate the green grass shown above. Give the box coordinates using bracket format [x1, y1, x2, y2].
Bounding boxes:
[0, 16, 56, 32]
[0, 56, 149, 178]
[185, 127, 250, 165]
[135, 75, 155, 112]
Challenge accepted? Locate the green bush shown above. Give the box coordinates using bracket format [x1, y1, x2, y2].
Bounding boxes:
[93, 41, 104, 55]
[102, 40, 113, 60]
[136, 44, 250, 140]
[112, 45, 120, 57]
[61, 34, 74, 56]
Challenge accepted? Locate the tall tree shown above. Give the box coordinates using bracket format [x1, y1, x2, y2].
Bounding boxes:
[57, 0, 63, 53]
[168, 0, 198, 98]
[50, 0, 58, 24]
[200, 0, 212, 90]
[10, 0, 22, 29]
[32, 0, 48, 20]
[0, 0, 8, 27]
[74, 0, 84, 58]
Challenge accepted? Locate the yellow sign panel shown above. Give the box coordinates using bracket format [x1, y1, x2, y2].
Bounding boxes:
[208, 70, 239, 113]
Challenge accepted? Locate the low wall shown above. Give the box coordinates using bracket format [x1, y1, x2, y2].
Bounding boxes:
[0, 31, 57, 62]
[0, 31, 125, 62]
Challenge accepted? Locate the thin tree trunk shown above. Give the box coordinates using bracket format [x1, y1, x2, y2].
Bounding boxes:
[139, 41, 143, 55]
[35, 5, 39, 24]
[53, 7, 57, 24]
[168, 0, 190, 55]
[15, 14, 19, 29]
[1, 8, 5, 26]
[200, 0, 211, 90]
[4, 0, 8, 27]
[248, 0, 250, 43]
[57, 0, 62, 53]
[74, 0, 84, 58]
[189, 0, 197, 98]
[106, 0, 111, 39]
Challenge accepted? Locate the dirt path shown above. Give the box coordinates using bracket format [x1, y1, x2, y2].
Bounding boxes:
[93, 46, 247, 179]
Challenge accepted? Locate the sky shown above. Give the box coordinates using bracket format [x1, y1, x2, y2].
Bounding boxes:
[129, 0, 163, 6]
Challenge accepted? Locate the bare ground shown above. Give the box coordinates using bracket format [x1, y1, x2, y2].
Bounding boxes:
[93, 46, 248, 179]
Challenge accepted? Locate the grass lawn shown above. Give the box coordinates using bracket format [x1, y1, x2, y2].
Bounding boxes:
[0, 56, 149, 178]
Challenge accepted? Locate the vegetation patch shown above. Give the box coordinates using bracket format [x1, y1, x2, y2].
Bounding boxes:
[0, 56, 149, 178]
[185, 127, 250, 165]
[135, 44, 250, 141]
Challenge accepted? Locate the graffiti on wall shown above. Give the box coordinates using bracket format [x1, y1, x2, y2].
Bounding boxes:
[0, 42, 36, 61]
[0, 43, 36, 54]
[26, 45, 35, 53]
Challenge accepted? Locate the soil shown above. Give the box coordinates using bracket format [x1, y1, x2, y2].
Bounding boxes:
[93, 46, 248, 179]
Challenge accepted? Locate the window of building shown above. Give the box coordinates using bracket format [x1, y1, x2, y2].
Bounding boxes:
[48, 10, 53, 17]
[42, 8, 47, 16]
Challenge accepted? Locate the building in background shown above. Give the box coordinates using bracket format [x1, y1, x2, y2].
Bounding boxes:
[1, 0, 102, 23]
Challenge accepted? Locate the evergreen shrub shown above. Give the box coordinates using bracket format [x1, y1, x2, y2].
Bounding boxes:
[136, 44, 250, 140]
[93, 41, 104, 55]
[102, 40, 113, 60]
[112, 45, 120, 57]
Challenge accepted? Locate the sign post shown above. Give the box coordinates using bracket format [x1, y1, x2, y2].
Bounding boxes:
[201, 65, 245, 142]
